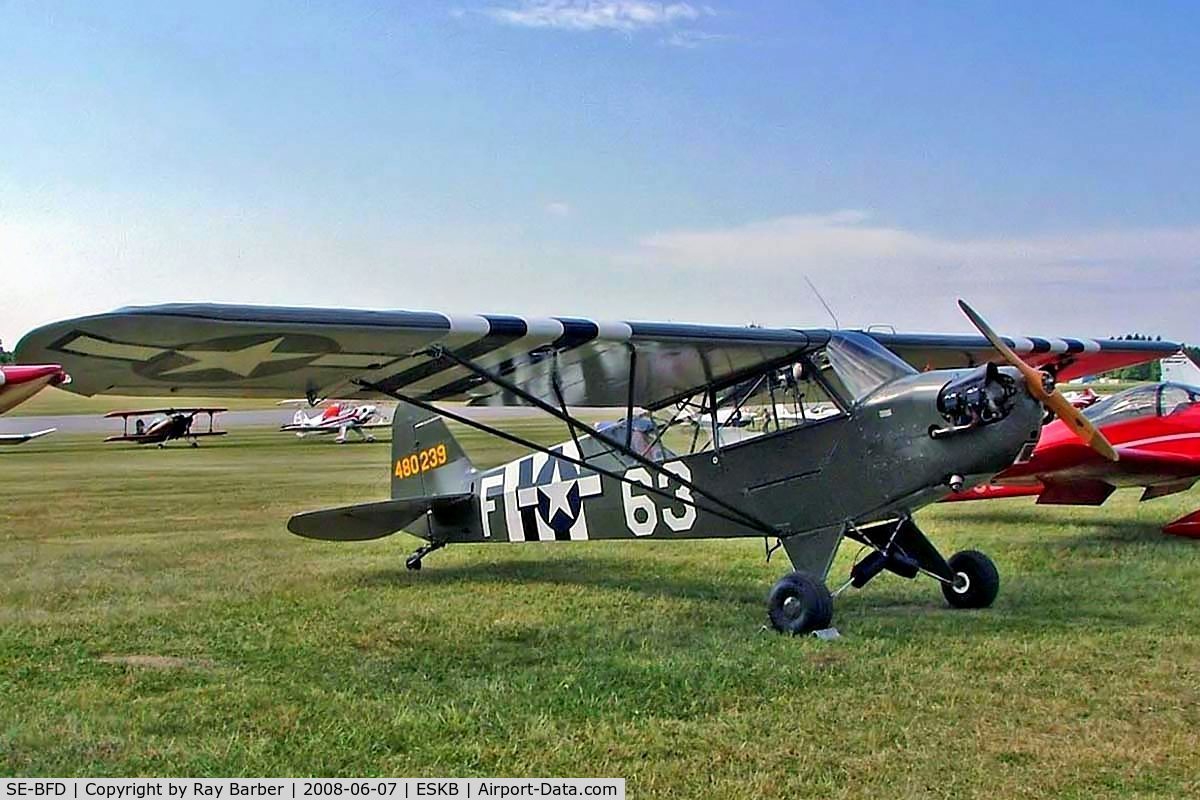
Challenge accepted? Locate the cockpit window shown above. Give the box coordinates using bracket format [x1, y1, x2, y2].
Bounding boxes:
[593, 416, 674, 464]
[1083, 385, 1159, 426]
[1159, 383, 1200, 416]
[824, 332, 918, 403]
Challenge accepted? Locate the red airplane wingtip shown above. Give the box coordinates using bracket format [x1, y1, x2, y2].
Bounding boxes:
[1163, 509, 1200, 539]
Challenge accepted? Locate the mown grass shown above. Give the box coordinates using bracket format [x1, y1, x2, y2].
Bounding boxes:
[2, 424, 1199, 797]
[5, 388, 283, 416]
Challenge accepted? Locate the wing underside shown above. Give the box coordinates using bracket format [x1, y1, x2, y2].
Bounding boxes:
[14, 304, 1179, 410]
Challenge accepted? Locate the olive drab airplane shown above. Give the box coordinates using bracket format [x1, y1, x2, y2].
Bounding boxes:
[15, 301, 1179, 633]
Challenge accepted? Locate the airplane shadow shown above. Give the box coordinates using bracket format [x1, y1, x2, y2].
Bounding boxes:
[357, 555, 766, 608]
[354, 543, 1160, 637]
[943, 505, 1185, 546]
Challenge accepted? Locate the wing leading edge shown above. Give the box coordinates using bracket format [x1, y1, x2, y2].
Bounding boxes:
[15, 304, 1180, 410]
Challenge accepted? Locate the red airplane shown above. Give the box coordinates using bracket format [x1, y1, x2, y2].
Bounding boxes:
[279, 399, 388, 443]
[946, 380, 1200, 537]
[0, 363, 69, 444]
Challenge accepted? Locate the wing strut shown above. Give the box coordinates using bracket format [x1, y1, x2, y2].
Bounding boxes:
[419, 345, 780, 534]
[355, 381, 779, 536]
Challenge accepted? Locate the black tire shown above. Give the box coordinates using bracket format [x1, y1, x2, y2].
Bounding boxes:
[941, 550, 1000, 609]
[405, 556, 422, 572]
[767, 571, 833, 634]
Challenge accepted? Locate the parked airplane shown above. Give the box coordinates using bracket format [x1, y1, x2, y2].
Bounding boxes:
[1162, 351, 1200, 384]
[15, 301, 1178, 632]
[0, 363, 69, 444]
[104, 408, 227, 447]
[280, 400, 389, 443]
[1063, 387, 1101, 409]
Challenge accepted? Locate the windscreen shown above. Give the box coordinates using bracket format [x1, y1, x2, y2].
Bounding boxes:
[1158, 383, 1200, 416]
[825, 332, 918, 403]
[1082, 385, 1159, 426]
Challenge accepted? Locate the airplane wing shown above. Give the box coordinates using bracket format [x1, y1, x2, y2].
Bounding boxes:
[103, 407, 227, 418]
[280, 419, 391, 433]
[0, 428, 56, 445]
[15, 303, 1179, 410]
[946, 446, 1200, 505]
[869, 332, 1174, 382]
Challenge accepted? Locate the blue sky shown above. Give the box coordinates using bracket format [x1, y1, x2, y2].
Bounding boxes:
[3, 1, 1198, 345]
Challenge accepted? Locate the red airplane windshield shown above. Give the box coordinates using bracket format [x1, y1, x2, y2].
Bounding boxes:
[1083, 382, 1200, 427]
[1160, 383, 1200, 416]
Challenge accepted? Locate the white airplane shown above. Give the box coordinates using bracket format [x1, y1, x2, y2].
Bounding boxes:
[1162, 351, 1200, 385]
[0, 364, 68, 444]
[280, 399, 390, 443]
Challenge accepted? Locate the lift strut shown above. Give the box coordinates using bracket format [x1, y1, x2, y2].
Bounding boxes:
[418, 345, 780, 534]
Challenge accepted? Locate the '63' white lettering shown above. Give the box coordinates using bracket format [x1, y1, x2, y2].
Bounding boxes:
[621, 461, 697, 536]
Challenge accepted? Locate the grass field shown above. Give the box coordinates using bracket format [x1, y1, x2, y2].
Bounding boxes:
[2, 424, 1199, 796]
[5, 388, 283, 417]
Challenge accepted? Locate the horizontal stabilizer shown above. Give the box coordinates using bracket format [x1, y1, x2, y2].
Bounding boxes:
[287, 493, 473, 541]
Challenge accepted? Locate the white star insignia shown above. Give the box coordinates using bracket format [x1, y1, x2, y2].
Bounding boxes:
[538, 461, 577, 521]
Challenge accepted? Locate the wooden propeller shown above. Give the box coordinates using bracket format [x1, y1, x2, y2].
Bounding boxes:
[958, 300, 1118, 462]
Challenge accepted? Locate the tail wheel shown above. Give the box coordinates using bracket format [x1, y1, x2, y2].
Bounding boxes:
[942, 550, 1000, 609]
[767, 571, 833, 635]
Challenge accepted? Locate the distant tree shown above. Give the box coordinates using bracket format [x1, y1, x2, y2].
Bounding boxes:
[0, 340, 11, 365]
[1099, 333, 1166, 381]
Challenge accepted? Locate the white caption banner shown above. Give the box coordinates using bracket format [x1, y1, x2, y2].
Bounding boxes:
[0, 779, 624, 800]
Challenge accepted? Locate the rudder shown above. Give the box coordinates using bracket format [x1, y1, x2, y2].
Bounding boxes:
[390, 400, 475, 500]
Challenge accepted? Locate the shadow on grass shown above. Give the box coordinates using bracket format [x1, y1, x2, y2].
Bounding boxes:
[944, 504, 1189, 546]
[357, 555, 766, 607]
[354, 550, 1157, 638]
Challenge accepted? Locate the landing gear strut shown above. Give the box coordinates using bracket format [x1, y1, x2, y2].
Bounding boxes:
[842, 516, 1001, 610]
[406, 540, 445, 571]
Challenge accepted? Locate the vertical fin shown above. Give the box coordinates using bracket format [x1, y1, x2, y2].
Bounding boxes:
[390, 400, 476, 501]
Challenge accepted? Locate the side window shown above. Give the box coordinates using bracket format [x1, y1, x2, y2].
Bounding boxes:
[1159, 385, 1196, 416]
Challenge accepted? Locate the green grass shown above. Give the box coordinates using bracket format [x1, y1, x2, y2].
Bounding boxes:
[6, 388, 284, 416]
[2, 425, 1199, 797]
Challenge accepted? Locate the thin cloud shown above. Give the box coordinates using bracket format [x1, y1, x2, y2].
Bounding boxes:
[544, 201, 571, 217]
[482, 1, 710, 33]
[661, 29, 729, 48]
[629, 211, 1200, 334]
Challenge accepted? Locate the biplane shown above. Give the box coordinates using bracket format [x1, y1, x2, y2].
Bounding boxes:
[0, 364, 69, 445]
[104, 407, 227, 447]
[15, 301, 1179, 632]
[279, 399, 389, 443]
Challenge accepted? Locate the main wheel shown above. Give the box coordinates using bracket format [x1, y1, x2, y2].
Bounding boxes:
[405, 555, 422, 571]
[941, 550, 1000, 609]
[767, 571, 833, 634]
